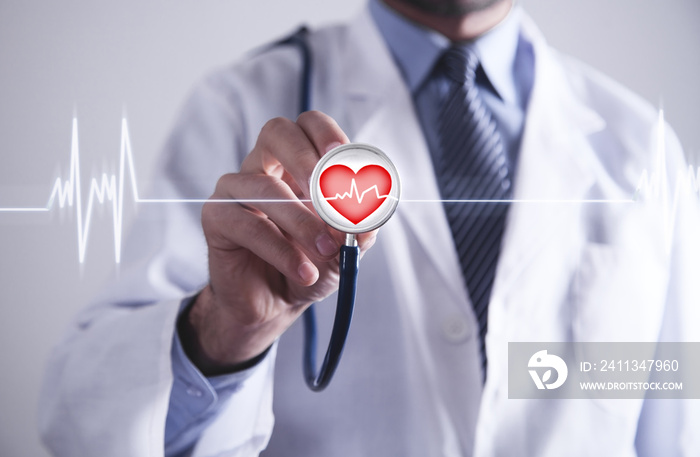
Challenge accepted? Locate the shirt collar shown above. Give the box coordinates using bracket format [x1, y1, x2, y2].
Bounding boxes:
[369, 0, 523, 105]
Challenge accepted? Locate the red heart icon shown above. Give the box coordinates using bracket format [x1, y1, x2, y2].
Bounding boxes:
[319, 164, 392, 225]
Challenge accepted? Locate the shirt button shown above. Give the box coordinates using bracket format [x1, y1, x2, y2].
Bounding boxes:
[441, 315, 470, 343]
[186, 386, 203, 397]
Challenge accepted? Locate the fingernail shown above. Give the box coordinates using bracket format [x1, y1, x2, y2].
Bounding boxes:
[325, 141, 342, 154]
[298, 262, 318, 284]
[316, 233, 339, 257]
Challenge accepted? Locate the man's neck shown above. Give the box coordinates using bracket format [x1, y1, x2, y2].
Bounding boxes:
[381, 0, 513, 42]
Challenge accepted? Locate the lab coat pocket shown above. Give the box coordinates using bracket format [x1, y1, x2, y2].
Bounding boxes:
[571, 242, 666, 343]
[571, 243, 665, 420]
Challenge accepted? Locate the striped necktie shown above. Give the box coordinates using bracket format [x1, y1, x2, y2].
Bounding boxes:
[433, 46, 513, 380]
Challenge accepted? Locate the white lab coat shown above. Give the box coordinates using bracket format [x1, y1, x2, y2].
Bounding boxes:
[39, 5, 700, 457]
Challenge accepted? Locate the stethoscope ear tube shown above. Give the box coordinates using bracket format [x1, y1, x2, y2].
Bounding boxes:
[302, 244, 360, 391]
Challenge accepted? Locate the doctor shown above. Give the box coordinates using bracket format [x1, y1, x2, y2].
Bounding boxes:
[39, 0, 699, 456]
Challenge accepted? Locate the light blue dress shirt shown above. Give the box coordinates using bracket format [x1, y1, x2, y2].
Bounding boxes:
[165, 299, 262, 456]
[369, 0, 533, 172]
[165, 2, 534, 455]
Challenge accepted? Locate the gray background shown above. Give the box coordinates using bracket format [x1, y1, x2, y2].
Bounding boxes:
[0, 0, 698, 455]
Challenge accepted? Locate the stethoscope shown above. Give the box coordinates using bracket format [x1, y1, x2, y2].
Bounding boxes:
[277, 28, 401, 391]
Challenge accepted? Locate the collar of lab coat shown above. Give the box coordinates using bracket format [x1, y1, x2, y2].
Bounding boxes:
[334, 5, 606, 305]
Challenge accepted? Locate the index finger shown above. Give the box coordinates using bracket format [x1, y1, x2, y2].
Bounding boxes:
[295, 110, 350, 161]
[241, 112, 348, 199]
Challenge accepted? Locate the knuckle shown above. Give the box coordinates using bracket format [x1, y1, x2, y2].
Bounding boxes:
[201, 200, 216, 225]
[201, 195, 222, 227]
[213, 173, 237, 196]
[296, 110, 323, 124]
[276, 241, 304, 269]
[240, 217, 281, 252]
[200, 205, 222, 243]
[260, 116, 293, 139]
[292, 209, 321, 238]
[201, 201, 234, 244]
[243, 218, 303, 267]
[243, 217, 272, 245]
[256, 175, 289, 199]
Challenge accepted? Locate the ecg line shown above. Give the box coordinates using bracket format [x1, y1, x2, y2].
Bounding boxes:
[44, 117, 137, 263]
[399, 198, 634, 203]
[1, 117, 148, 263]
[0, 110, 697, 264]
[633, 109, 700, 252]
[1, 117, 311, 263]
[324, 179, 393, 203]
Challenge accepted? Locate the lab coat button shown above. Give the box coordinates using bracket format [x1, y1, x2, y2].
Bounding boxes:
[441, 315, 470, 343]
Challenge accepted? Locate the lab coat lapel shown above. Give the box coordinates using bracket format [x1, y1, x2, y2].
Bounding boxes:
[333, 9, 609, 308]
[477, 19, 609, 442]
[493, 15, 606, 298]
[339, 8, 469, 304]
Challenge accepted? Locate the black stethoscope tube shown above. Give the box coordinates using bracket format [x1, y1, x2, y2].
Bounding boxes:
[303, 242, 360, 391]
[277, 28, 361, 391]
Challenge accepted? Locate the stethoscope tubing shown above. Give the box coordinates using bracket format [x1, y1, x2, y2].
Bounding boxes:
[303, 244, 360, 391]
[276, 27, 362, 392]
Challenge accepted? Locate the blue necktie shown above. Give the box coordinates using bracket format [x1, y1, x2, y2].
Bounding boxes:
[433, 46, 513, 379]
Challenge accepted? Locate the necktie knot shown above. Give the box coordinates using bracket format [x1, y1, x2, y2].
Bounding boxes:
[440, 45, 479, 85]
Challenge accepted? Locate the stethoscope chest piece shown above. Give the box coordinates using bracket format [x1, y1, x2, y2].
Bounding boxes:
[310, 143, 401, 235]
[304, 143, 401, 391]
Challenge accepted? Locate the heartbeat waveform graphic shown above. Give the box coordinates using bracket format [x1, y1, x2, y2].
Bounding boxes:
[324, 179, 393, 203]
[0, 117, 311, 264]
[0, 117, 140, 263]
[633, 110, 700, 252]
[0, 110, 697, 264]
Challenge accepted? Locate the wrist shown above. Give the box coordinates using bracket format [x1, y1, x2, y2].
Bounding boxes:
[178, 286, 273, 376]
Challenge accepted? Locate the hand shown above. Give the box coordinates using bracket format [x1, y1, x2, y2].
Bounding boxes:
[180, 111, 377, 375]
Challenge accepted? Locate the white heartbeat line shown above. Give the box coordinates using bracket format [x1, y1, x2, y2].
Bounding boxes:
[633, 109, 700, 252]
[0, 110, 697, 264]
[0, 116, 332, 264]
[324, 178, 394, 204]
[5, 117, 308, 264]
[45, 117, 137, 264]
[0, 117, 139, 263]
